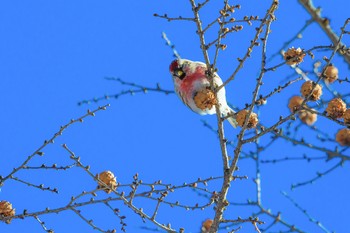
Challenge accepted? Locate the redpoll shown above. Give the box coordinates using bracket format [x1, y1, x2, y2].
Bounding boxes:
[169, 59, 237, 127]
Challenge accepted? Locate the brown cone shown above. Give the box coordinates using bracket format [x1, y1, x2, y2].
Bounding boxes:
[0, 201, 15, 224]
[343, 109, 350, 124]
[324, 65, 339, 83]
[336, 128, 350, 146]
[288, 96, 304, 112]
[201, 219, 213, 233]
[300, 81, 322, 101]
[96, 171, 117, 194]
[284, 47, 305, 65]
[194, 88, 217, 110]
[326, 98, 346, 119]
[299, 108, 317, 126]
[236, 110, 258, 128]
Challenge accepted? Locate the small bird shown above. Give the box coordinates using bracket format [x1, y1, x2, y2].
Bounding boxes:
[169, 58, 237, 127]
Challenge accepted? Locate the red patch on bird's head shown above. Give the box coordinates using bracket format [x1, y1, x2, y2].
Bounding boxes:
[169, 60, 179, 73]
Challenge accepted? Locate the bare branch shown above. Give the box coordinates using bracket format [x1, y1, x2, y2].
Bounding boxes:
[298, 0, 350, 66]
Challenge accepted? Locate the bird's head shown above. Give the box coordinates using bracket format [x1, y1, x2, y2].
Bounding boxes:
[170, 59, 186, 80]
[170, 59, 199, 80]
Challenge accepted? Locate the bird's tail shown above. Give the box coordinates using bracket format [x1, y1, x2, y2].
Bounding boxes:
[227, 115, 238, 128]
[223, 106, 238, 128]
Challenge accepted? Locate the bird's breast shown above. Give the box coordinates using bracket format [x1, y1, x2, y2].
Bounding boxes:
[180, 73, 208, 96]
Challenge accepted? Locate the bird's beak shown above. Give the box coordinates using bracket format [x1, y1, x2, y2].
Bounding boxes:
[173, 67, 186, 80]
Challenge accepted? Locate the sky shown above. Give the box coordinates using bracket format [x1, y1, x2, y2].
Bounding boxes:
[0, 1, 349, 233]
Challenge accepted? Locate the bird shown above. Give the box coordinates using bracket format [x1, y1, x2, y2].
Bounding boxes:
[169, 58, 237, 127]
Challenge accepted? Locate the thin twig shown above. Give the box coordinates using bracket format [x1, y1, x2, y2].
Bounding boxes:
[298, 0, 350, 66]
[291, 161, 343, 189]
[281, 191, 332, 233]
[34, 215, 54, 233]
[0, 104, 110, 185]
[10, 177, 59, 193]
[78, 78, 174, 106]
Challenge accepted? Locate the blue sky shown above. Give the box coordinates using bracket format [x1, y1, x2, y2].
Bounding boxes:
[0, 1, 349, 232]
